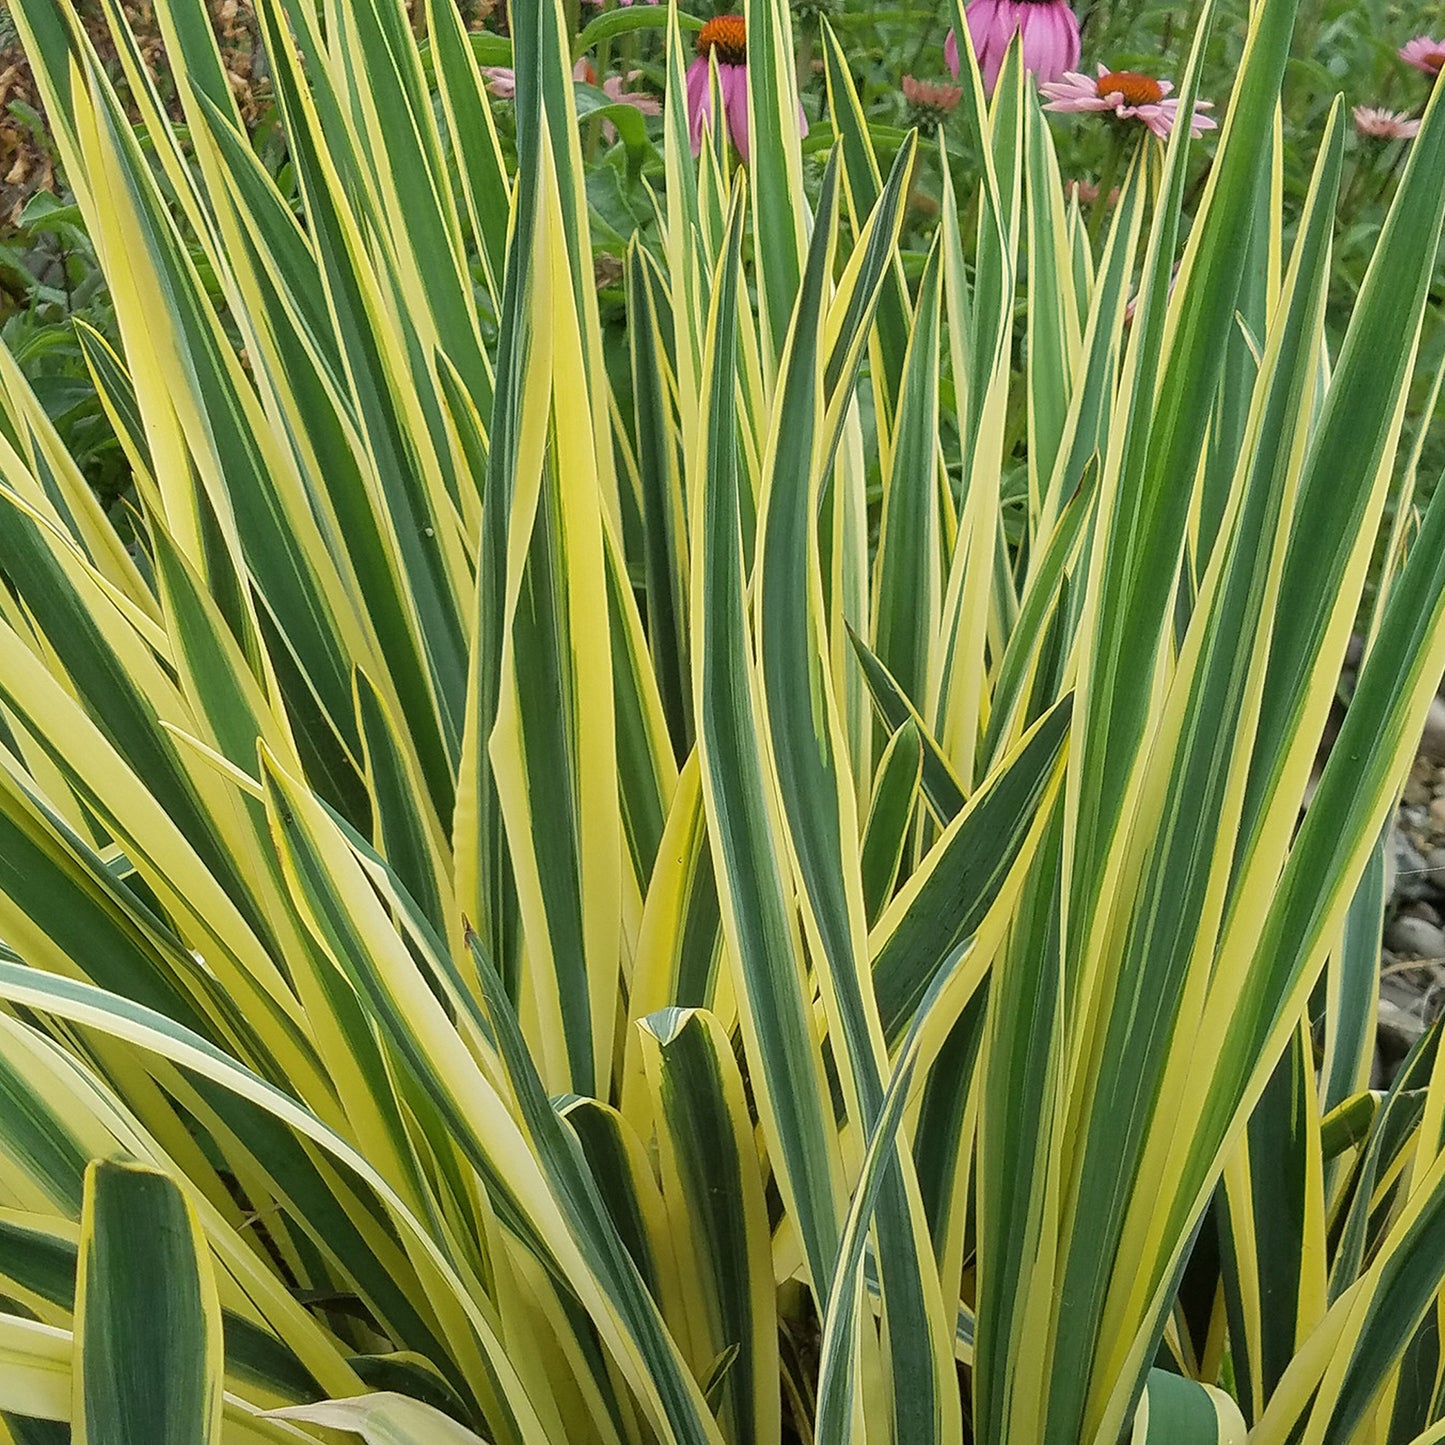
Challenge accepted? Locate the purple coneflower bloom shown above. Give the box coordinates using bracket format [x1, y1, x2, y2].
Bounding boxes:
[1353, 105, 1421, 140]
[686, 16, 749, 157]
[1399, 36, 1445, 76]
[484, 58, 658, 146]
[1041, 66, 1216, 140]
[945, 0, 1080, 96]
[482, 57, 595, 100]
[685, 15, 807, 161]
[601, 71, 661, 143]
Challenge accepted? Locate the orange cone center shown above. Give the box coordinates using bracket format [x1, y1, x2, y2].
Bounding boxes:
[1096, 71, 1165, 106]
[697, 16, 747, 67]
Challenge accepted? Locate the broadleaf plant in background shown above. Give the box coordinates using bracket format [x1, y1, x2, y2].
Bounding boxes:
[0, 0, 1440, 1440]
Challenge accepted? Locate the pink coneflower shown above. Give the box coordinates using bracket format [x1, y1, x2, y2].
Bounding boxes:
[685, 15, 807, 161]
[483, 57, 596, 100]
[1041, 66, 1216, 139]
[601, 71, 661, 143]
[1399, 36, 1445, 76]
[902, 74, 964, 127]
[944, 0, 1081, 96]
[603, 72, 660, 113]
[1353, 105, 1421, 139]
[481, 66, 517, 99]
[686, 16, 749, 157]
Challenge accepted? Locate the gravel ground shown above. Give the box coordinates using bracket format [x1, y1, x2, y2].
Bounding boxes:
[1377, 698, 1445, 1075]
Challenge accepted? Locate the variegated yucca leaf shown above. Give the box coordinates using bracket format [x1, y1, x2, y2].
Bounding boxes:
[0, 0, 1441, 1440]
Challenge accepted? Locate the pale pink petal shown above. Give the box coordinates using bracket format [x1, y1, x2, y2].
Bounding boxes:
[1140, 103, 1174, 138]
[1353, 105, 1420, 139]
[1044, 93, 1111, 114]
[1400, 36, 1445, 75]
[1040, 70, 1108, 112]
[595, 76, 615, 139]
[1182, 99, 1217, 136]
[1155, 98, 1215, 138]
[482, 66, 516, 99]
[599, 74, 656, 144]
[1040, 69, 1099, 97]
[686, 56, 713, 156]
[602, 74, 661, 115]
[1043, 66, 1212, 136]
[944, 27, 960, 78]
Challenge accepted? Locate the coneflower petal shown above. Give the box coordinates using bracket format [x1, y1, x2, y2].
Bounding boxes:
[944, 27, 960, 78]
[720, 63, 751, 162]
[1020, 2, 1080, 84]
[685, 55, 712, 156]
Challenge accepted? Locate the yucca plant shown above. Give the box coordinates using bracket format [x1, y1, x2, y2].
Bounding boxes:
[0, 0, 1442, 1437]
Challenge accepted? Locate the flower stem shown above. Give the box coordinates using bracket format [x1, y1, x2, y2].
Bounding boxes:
[1086, 130, 1126, 248]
